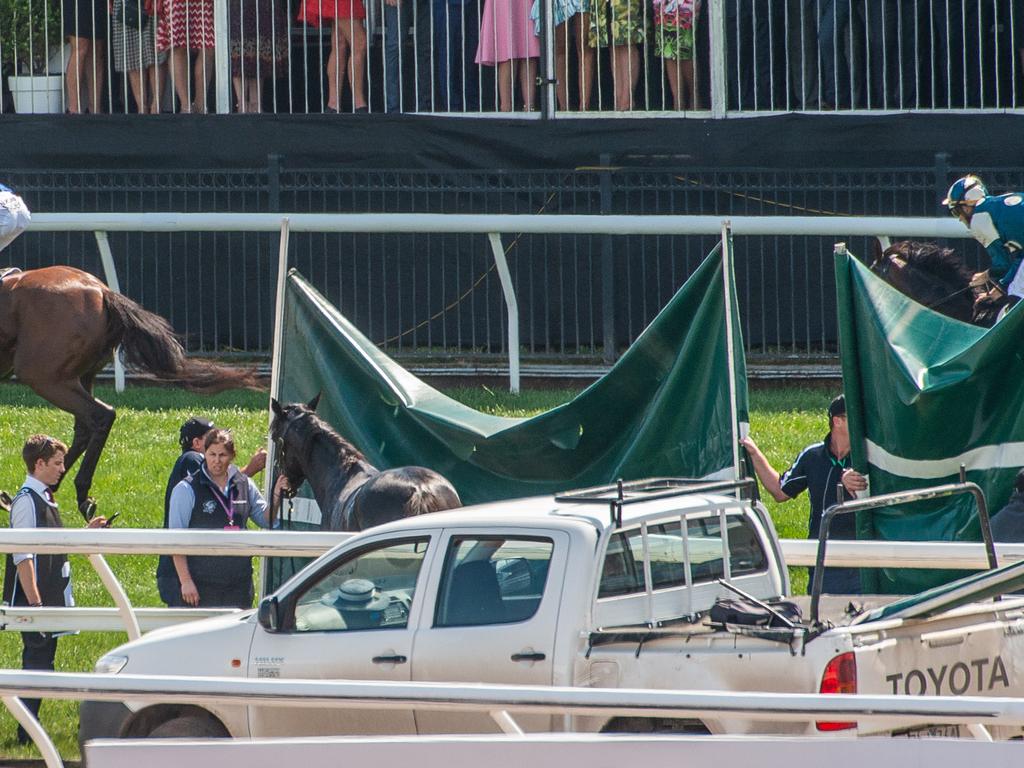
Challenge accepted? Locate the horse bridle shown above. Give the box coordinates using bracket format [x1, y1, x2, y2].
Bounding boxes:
[274, 411, 311, 495]
[875, 251, 975, 311]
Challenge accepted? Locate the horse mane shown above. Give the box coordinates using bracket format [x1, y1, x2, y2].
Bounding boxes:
[288, 404, 368, 473]
[885, 240, 974, 285]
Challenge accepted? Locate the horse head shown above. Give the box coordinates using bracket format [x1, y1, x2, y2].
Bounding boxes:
[270, 393, 322, 493]
[869, 240, 978, 325]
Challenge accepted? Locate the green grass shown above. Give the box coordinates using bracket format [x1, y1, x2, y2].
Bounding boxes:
[0, 381, 830, 759]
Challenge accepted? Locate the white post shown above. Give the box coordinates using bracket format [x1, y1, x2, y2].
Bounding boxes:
[93, 231, 126, 393]
[708, 0, 728, 118]
[213, 0, 231, 113]
[487, 233, 521, 394]
[489, 709, 525, 735]
[721, 222, 740, 480]
[539, 0, 557, 117]
[2, 695, 63, 768]
[87, 554, 141, 641]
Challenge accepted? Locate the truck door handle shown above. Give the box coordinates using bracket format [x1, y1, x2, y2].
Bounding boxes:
[372, 655, 408, 665]
[511, 652, 546, 662]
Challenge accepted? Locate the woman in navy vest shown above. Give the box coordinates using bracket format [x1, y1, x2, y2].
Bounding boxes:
[167, 428, 280, 608]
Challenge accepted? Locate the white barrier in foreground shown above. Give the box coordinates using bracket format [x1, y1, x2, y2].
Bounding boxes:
[85, 734, 1024, 768]
[8, 670, 1024, 727]
[7, 670, 1024, 768]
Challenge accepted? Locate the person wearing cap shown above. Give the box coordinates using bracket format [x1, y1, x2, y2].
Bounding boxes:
[944, 174, 1024, 306]
[156, 416, 267, 606]
[740, 394, 867, 594]
[167, 428, 286, 609]
[991, 468, 1024, 543]
[3, 434, 108, 744]
[0, 184, 30, 254]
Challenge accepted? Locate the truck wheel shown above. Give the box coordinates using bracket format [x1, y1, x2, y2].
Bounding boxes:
[601, 717, 710, 735]
[148, 715, 229, 738]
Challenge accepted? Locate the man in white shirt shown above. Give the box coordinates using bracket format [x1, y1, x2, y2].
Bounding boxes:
[0, 184, 30, 253]
[2, 435, 107, 744]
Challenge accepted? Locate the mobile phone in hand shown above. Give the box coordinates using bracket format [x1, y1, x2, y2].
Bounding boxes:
[103, 512, 120, 528]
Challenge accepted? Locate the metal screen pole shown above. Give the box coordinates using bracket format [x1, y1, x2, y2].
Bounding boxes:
[260, 216, 291, 599]
[721, 223, 740, 479]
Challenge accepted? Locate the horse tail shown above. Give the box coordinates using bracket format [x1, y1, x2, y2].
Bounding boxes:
[103, 291, 262, 392]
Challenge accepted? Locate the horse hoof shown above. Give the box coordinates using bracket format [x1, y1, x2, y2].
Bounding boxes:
[79, 497, 98, 523]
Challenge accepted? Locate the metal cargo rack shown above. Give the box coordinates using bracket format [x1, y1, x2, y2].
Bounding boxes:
[554, 477, 755, 528]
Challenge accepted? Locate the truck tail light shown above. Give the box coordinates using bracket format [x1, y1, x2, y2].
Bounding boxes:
[816, 651, 857, 732]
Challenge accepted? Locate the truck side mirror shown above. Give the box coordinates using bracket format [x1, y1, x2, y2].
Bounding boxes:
[258, 595, 281, 632]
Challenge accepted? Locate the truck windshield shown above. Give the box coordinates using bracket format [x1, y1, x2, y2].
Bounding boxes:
[598, 513, 767, 598]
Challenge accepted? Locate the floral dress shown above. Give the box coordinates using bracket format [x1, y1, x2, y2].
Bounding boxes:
[652, 0, 699, 60]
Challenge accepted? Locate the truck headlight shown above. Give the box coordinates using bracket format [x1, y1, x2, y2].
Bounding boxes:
[95, 654, 128, 674]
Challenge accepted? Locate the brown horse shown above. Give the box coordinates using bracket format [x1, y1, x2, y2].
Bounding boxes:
[869, 240, 1008, 327]
[270, 395, 461, 531]
[0, 266, 261, 517]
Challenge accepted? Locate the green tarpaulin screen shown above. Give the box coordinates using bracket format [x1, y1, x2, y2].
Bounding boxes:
[275, 244, 748, 514]
[836, 249, 1024, 594]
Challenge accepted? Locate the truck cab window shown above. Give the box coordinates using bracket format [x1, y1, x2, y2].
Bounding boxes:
[292, 538, 429, 633]
[598, 513, 768, 597]
[434, 537, 554, 627]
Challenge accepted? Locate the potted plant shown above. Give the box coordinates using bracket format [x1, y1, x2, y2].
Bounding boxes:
[1, 0, 65, 113]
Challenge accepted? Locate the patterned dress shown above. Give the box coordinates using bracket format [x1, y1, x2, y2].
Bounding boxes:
[157, 0, 216, 51]
[230, 0, 289, 77]
[652, 0, 699, 60]
[528, 0, 589, 36]
[587, 0, 645, 48]
[112, 0, 167, 71]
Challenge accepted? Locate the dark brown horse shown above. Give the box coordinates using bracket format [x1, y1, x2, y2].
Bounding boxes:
[270, 395, 462, 531]
[0, 266, 261, 517]
[869, 240, 1008, 327]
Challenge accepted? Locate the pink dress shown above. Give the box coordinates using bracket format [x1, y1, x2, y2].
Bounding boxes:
[476, 0, 539, 65]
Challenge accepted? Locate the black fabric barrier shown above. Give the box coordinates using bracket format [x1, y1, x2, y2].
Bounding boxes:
[1, 112, 1021, 171]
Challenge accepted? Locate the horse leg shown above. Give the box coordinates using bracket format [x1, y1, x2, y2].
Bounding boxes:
[25, 378, 115, 513]
[61, 369, 103, 474]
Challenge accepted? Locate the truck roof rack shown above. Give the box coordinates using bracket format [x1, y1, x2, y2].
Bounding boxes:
[554, 477, 754, 528]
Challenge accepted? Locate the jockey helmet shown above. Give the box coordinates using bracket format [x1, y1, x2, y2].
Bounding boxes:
[943, 175, 988, 211]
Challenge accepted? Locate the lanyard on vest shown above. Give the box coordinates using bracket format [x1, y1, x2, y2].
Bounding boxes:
[207, 481, 238, 525]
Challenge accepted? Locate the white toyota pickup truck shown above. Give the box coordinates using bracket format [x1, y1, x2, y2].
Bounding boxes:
[79, 478, 1024, 743]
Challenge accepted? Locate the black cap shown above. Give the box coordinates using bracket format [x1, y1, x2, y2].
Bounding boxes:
[828, 394, 846, 419]
[179, 417, 214, 450]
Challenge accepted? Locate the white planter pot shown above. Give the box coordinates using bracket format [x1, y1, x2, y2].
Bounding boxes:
[7, 74, 64, 114]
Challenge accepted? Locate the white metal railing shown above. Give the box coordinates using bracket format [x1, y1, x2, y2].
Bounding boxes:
[10, 670, 1024, 768]
[4, 0, 1023, 115]
[26, 210, 974, 392]
[3, 527, 1024, 634]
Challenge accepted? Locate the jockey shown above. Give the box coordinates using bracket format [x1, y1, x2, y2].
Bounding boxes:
[944, 174, 1024, 303]
[0, 184, 31, 253]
